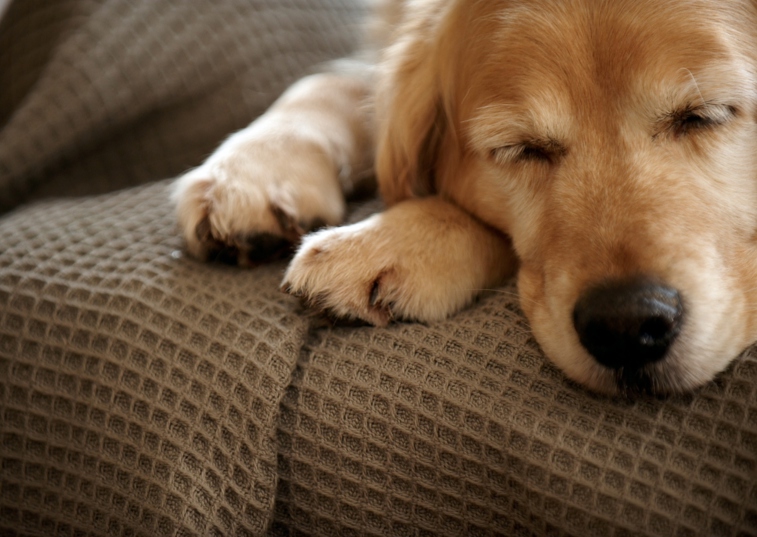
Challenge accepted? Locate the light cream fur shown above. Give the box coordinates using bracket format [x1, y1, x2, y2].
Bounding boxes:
[283, 197, 516, 325]
[173, 72, 374, 263]
[174, 0, 757, 394]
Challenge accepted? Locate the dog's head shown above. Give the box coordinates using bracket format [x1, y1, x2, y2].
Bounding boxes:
[377, 0, 757, 394]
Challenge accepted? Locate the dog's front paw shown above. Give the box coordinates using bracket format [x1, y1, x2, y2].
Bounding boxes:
[173, 130, 345, 265]
[281, 198, 517, 325]
[281, 219, 422, 326]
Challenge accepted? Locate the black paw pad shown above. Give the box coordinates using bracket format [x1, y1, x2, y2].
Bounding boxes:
[244, 233, 293, 263]
[207, 243, 241, 266]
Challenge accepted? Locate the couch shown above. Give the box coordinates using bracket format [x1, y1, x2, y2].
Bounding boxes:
[1, 1, 756, 536]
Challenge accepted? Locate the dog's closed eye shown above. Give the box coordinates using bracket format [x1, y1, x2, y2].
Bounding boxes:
[663, 103, 736, 138]
[490, 139, 566, 165]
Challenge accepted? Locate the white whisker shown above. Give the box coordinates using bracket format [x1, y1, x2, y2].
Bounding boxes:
[469, 287, 544, 309]
[679, 67, 705, 105]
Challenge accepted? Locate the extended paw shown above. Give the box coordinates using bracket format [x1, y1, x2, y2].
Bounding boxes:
[281, 224, 403, 326]
[172, 131, 345, 266]
[174, 170, 302, 265]
[281, 197, 518, 326]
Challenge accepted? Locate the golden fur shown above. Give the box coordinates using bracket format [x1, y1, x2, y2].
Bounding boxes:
[174, 0, 757, 394]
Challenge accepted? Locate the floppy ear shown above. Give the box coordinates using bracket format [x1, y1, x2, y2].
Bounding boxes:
[375, 2, 452, 205]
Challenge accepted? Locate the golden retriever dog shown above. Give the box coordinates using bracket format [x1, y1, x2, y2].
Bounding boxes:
[173, 0, 757, 395]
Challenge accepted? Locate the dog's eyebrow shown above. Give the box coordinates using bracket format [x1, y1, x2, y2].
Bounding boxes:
[653, 63, 757, 116]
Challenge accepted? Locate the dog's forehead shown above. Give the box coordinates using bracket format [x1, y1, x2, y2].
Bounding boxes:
[457, 0, 755, 124]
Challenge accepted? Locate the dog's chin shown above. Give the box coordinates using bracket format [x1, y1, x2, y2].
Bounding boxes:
[529, 315, 723, 395]
[580, 358, 697, 397]
[553, 341, 736, 396]
[521, 271, 744, 396]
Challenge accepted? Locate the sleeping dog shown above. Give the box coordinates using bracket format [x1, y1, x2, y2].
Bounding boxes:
[174, 0, 757, 394]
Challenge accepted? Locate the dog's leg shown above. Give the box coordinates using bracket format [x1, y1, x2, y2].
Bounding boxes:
[173, 66, 374, 265]
[282, 196, 517, 325]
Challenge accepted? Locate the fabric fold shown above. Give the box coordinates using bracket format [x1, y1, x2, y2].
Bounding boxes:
[0, 181, 312, 535]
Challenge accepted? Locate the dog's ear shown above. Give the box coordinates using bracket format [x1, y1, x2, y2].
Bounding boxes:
[375, 3, 453, 205]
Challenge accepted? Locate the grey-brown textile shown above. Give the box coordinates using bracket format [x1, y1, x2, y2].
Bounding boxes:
[1, 1, 757, 537]
[0, 0, 364, 208]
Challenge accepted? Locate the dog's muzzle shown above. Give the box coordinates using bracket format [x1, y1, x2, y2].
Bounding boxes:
[572, 278, 683, 370]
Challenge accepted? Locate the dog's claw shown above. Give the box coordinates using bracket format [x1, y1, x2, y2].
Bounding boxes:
[369, 278, 382, 307]
[195, 216, 213, 243]
[271, 203, 305, 242]
[287, 287, 305, 299]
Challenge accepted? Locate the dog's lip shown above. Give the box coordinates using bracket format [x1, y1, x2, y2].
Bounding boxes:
[601, 346, 696, 395]
[610, 364, 660, 395]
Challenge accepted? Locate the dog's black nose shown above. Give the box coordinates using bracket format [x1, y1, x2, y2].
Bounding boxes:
[572, 278, 683, 369]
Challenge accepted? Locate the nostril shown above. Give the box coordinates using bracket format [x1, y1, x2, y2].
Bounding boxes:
[573, 278, 683, 370]
[639, 316, 673, 346]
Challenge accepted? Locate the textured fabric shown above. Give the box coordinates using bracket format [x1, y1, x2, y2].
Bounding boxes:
[0, 0, 364, 209]
[3, 183, 757, 537]
[1, 182, 310, 536]
[1, 1, 757, 537]
[274, 316, 757, 537]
